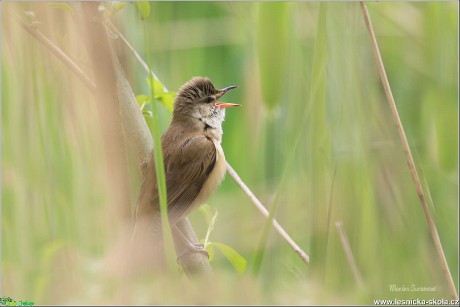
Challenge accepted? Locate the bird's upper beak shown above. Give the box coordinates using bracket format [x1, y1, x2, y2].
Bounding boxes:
[215, 85, 240, 108]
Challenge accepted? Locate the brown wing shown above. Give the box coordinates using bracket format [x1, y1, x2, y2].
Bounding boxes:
[136, 133, 216, 227]
[165, 135, 216, 225]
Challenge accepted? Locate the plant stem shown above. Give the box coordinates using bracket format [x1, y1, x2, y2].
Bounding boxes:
[106, 20, 168, 91]
[18, 16, 96, 91]
[142, 20, 175, 270]
[226, 162, 310, 265]
[335, 221, 364, 288]
[360, 1, 458, 300]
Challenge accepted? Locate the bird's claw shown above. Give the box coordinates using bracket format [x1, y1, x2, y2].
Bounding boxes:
[176, 243, 209, 264]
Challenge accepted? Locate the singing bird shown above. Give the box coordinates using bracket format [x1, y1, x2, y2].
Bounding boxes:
[136, 77, 239, 254]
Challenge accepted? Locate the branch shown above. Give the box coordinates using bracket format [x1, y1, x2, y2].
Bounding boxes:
[173, 219, 212, 274]
[360, 1, 458, 299]
[112, 54, 153, 163]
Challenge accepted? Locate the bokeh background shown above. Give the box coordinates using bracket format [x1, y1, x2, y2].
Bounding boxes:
[2, 1, 458, 305]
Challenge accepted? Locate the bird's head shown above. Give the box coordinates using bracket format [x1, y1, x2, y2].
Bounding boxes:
[173, 77, 239, 129]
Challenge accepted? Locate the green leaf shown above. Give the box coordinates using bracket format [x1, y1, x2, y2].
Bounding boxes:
[136, 94, 150, 110]
[136, 2, 150, 20]
[159, 92, 175, 112]
[142, 109, 153, 119]
[212, 242, 247, 275]
[153, 78, 165, 95]
[146, 77, 175, 112]
[201, 240, 215, 262]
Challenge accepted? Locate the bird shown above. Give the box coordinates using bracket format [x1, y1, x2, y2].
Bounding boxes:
[134, 76, 239, 257]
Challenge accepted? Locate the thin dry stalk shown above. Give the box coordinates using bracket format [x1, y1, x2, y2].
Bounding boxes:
[106, 20, 168, 91]
[226, 163, 310, 264]
[360, 1, 458, 299]
[18, 17, 96, 91]
[335, 221, 364, 288]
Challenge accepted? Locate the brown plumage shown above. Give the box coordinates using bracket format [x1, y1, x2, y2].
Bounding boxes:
[136, 77, 239, 233]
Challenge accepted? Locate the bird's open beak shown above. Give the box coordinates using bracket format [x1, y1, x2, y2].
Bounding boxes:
[215, 85, 240, 108]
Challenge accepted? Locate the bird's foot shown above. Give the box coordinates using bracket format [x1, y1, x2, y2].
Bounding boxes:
[176, 242, 209, 264]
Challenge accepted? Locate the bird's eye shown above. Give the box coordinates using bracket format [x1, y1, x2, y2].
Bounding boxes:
[204, 97, 214, 104]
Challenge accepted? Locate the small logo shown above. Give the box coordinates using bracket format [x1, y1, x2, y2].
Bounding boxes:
[0, 296, 35, 306]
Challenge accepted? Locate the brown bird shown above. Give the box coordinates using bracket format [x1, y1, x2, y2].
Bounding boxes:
[135, 76, 239, 255]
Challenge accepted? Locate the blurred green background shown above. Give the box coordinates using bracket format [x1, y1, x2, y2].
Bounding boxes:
[2, 1, 458, 305]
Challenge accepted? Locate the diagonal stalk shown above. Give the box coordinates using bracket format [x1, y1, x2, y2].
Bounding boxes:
[360, 1, 458, 300]
[226, 163, 310, 265]
[17, 16, 96, 91]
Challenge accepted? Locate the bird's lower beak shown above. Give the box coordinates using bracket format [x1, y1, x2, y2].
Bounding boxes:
[215, 102, 240, 108]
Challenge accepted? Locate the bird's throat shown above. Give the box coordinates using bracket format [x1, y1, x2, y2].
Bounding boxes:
[198, 117, 223, 142]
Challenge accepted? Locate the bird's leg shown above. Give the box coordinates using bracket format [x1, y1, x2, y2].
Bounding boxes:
[173, 225, 209, 262]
